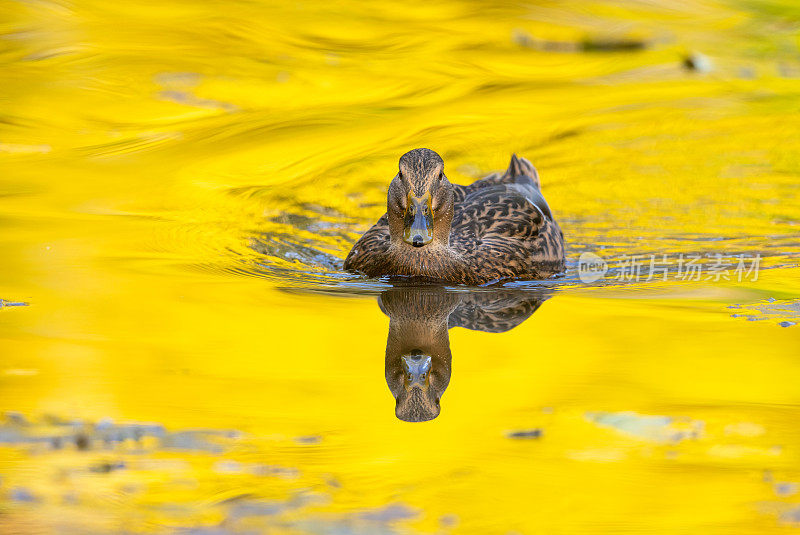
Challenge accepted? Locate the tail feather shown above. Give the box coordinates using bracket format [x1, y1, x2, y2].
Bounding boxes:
[505, 154, 540, 189]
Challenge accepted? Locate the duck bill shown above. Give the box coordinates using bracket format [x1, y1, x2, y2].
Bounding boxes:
[402, 354, 432, 390]
[395, 353, 439, 422]
[402, 192, 434, 247]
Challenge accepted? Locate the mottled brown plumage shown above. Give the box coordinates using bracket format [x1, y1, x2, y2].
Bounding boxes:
[380, 285, 551, 422]
[344, 148, 565, 285]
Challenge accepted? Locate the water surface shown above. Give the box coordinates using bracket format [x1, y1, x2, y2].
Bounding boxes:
[1, 0, 800, 533]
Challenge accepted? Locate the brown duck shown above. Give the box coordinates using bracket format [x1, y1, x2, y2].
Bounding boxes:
[344, 148, 565, 284]
[381, 285, 552, 422]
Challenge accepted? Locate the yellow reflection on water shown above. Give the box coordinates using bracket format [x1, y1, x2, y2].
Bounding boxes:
[1, 0, 800, 533]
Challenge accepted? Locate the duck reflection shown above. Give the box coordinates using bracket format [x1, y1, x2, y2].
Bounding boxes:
[379, 286, 551, 422]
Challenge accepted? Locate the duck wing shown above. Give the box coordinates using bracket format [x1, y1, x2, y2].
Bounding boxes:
[450, 185, 564, 280]
[447, 290, 551, 333]
[454, 154, 552, 217]
[343, 214, 390, 275]
[454, 154, 540, 197]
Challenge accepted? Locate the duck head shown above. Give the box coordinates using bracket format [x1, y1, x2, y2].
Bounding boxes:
[387, 148, 455, 248]
[396, 350, 440, 422]
[387, 347, 451, 422]
[381, 287, 457, 422]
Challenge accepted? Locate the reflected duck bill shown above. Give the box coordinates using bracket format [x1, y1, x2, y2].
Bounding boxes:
[402, 353, 432, 389]
[402, 191, 434, 247]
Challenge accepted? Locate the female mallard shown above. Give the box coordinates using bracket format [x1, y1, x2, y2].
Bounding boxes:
[381, 285, 552, 421]
[344, 148, 565, 284]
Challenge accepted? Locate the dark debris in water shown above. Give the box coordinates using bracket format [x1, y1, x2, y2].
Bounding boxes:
[511, 29, 650, 53]
[10, 486, 38, 503]
[359, 503, 417, 522]
[683, 52, 714, 73]
[781, 505, 800, 524]
[439, 514, 459, 528]
[0, 412, 435, 535]
[162, 429, 241, 453]
[89, 460, 127, 473]
[226, 499, 288, 520]
[284, 503, 420, 535]
[5, 411, 29, 425]
[184, 495, 420, 535]
[0, 413, 240, 454]
[506, 429, 543, 439]
[212, 460, 299, 479]
[294, 434, 322, 444]
[728, 298, 800, 328]
[0, 298, 29, 308]
[774, 482, 799, 497]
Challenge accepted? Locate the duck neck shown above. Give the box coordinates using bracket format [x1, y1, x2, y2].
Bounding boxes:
[381, 288, 459, 362]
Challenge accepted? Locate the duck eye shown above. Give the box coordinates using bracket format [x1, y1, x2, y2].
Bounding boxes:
[438, 171, 443, 180]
